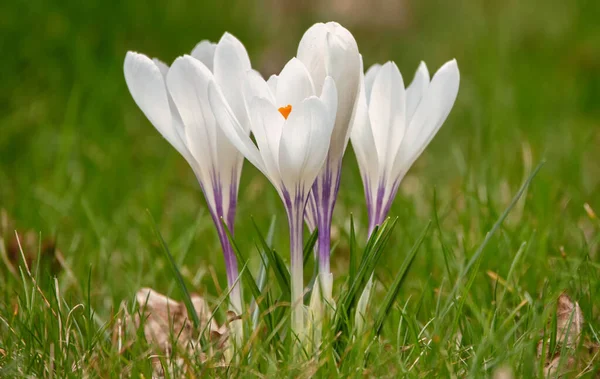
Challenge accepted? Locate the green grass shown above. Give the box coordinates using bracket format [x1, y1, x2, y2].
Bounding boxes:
[1, 0, 599, 376]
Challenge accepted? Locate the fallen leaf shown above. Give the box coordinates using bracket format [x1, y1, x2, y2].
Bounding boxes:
[114, 288, 230, 377]
[543, 356, 576, 377]
[555, 293, 584, 349]
[492, 365, 513, 379]
[536, 293, 584, 377]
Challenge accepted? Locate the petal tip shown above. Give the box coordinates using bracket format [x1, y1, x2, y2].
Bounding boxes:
[219, 32, 241, 45]
[441, 59, 460, 79]
[124, 51, 146, 64]
[445, 58, 459, 70]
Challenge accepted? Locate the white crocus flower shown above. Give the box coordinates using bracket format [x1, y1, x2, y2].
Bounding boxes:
[298, 22, 361, 278]
[209, 57, 338, 339]
[123, 33, 252, 320]
[351, 58, 460, 331]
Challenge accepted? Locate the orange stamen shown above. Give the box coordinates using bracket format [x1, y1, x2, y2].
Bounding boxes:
[278, 104, 292, 119]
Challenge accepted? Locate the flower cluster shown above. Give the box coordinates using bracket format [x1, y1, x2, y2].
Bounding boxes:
[124, 22, 459, 342]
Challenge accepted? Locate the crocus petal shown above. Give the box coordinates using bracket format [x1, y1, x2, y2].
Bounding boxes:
[150, 58, 190, 150]
[124, 52, 189, 159]
[213, 33, 252, 132]
[275, 58, 316, 109]
[350, 57, 379, 193]
[152, 58, 170, 78]
[297, 22, 328, 93]
[191, 40, 217, 71]
[393, 59, 460, 178]
[368, 61, 407, 170]
[323, 28, 361, 158]
[209, 81, 267, 175]
[364, 63, 382, 102]
[166, 56, 220, 181]
[297, 22, 360, 164]
[319, 76, 338, 126]
[405, 62, 430, 123]
[278, 97, 332, 194]
[248, 97, 285, 185]
[243, 70, 276, 108]
[267, 74, 278, 95]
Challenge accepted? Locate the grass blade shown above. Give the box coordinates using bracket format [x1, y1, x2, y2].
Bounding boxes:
[303, 228, 318, 268]
[438, 160, 545, 325]
[334, 217, 399, 342]
[252, 217, 277, 328]
[251, 218, 291, 297]
[348, 214, 357, 282]
[147, 211, 200, 328]
[374, 221, 431, 335]
[223, 221, 267, 307]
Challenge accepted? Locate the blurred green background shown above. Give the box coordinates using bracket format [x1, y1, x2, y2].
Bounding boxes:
[1, 0, 599, 307]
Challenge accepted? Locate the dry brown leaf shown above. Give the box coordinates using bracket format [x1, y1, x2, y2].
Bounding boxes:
[492, 365, 513, 379]
[543, 356, 576, 377]
[114, 288, 230, 377]
[135, 288, 215, 353]
[536, 293, 585, 377]
[555, 293, 584, 349]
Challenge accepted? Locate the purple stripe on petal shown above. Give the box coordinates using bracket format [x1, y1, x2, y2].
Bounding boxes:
[366, 175, 402, 237]
[226, 167, 239, 232]
[282, 184, 308, 335]
[380, 179, 400, 225]
[306, 160, 343, 274]
[368, 178, 387, 236]
[198, 169, 240, 298]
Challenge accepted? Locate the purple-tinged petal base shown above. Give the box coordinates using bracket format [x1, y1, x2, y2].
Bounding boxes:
[306, 160, 342, 274]
[283, 186, 308, 339]
[199, 168, 243, 314]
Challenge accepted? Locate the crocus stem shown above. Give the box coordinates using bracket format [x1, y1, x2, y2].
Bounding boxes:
[356, 205, 389, 332]
[214, 212, 243, 357]
[217, 225, 242, 314]
[285, 190, 306, 340]
[202, 175, 243, 315]
[317, 223, 331, 274]
[309, 161, 342, 275]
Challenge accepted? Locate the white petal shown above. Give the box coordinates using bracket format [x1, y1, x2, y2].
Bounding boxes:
[123, 52, 188, 158]
[368, 61, 406, 170]
[243, 70, 275, 108]
[297, 22, 328, 93]
[267, 74, 278, 94]
[323, 29, 360, 162]
[208, 81, 267, 175]
[191, 40, 217, 71]
[149, 58, 191, 150]
[319, 76, 338, 128]
[278, 97, 332, 194]
[166, 56, 219, 179]
[405, 62, 430, 123]
[350, 57, 379, 192]
[364, 63, 382, 103]
[298, 22, 358, 94]
[152, 58, 170, 78]
[275, 58, 315, 110]
[248, 97, 285, 185]
[394, 59, 460, 177]
[213, 33, 252, 131]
